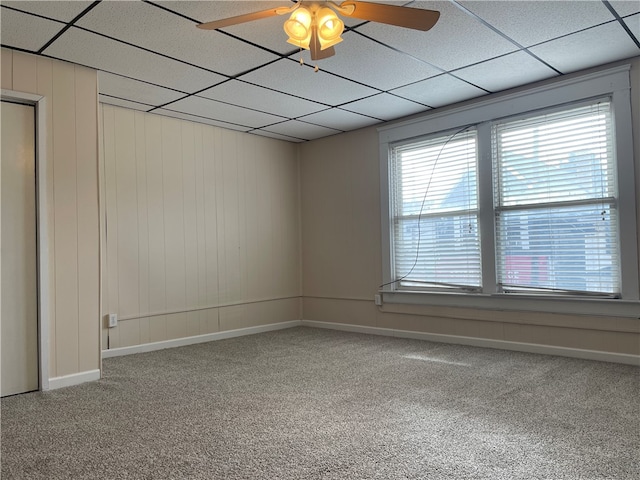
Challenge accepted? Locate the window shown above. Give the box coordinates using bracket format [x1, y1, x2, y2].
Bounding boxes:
[380, 66, 638, 313]
[493, 101, 618, 296]
[390, 129, 480, 291]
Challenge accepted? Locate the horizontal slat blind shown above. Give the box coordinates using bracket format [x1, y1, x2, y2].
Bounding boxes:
[391, 130, 480, 290]
[493, 100, 619, 295]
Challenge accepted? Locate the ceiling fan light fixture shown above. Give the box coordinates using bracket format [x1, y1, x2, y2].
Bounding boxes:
[198, 1, 441, 64]
[284, 7, 312, 48]
[316, 7, 344, 50]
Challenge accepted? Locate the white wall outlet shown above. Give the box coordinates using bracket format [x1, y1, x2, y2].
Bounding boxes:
[107, 313, 118, 328]
[374, 294, 382, 306]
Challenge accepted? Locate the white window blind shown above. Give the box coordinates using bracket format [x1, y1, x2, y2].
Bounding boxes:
[390, 129, 480, 291]
[493, 100, 619, 296]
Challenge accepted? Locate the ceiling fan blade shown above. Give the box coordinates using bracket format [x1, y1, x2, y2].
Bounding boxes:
[339, 1, 440, 31]
[197, 6, 289, 30]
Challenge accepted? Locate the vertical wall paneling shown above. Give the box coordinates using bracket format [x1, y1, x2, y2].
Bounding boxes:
[101, 106, 300, 349]
[277, 144, 299, 296]
[161, 116, 187, 338]
[211, 128, 223, 304]
[193, 124, 209, 332]
[12, 52, 37, 94]
[2, 48, 101, 381]
[220, 129, 241, 305]
[237, 133, 249, 304]
[204, 126, 220, 330]
[145, 114, 167, 341]
[273, 148, 286, 299]
[256, 140, 274, 299]
[134, 111, 150, 345]
[147, 315, 166, 344]
[116, 108, 139, 347]
[1, 48, 13, 89]
[75, 66, 99, 372]
[244, 136, 260, 300]
[52, 61, 80, 376]
[102, 105, 120, 348]
[181, 122, 200, 336]
[98, 104, 108, 352]
[115, 108, 139, 318]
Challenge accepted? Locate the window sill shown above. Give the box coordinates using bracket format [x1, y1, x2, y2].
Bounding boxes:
[381, 290, 640, 319]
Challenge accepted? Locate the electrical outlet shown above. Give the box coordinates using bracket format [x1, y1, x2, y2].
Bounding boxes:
[107, 313, 118, 328]
[374, 294, 382, 306]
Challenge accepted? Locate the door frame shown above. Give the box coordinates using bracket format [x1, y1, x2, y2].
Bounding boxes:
[1, 89, 50, 391]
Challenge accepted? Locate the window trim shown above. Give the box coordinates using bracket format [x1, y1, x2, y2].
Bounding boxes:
[378, 65, 639, 316]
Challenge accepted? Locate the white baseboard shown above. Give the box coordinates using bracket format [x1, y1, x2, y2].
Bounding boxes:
[100, 317, 639, 366]
[102, 320, 302, 359]
[301, 320, 640, 366]
[48, 369, 101, 390]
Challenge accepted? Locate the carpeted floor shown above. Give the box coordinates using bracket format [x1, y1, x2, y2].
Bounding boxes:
[2, 326, 639, 479]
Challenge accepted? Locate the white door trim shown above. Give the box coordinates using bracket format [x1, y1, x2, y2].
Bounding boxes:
[2, 89, 50, 391]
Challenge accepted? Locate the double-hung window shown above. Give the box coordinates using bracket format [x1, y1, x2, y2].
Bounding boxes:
[390, 129, 480, 291]
[493, 101, 618, 296]
[380, 66, 638, 314]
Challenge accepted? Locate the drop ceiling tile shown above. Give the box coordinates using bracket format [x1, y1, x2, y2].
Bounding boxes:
[391, 74, 487, 108]
[2, 1, 93, 23]
[43, 27, 225, 92]
[222, 15, 297, 56]
[76, 1, 278, 77]
[241, 59, 379, 106]
[298, 108, 381, 131]
[609, 1, 640, 17]
[98, 72, 185, 107]
[155, 109, 249, 132]
[454, 51, 558, 93]
[166, 96, 286, 129]
[459, 1, 615, 47]
[0, 7, 63, 52]
[342, 93, 428, 121]
[198, 80, 326, 118]
[158, 1, 299, 55]
[623, 12, 639, 38]
[161, 1, 286, 17]
[302, 31, 441, 91]
[529, 21, 640, 74]
[252, 129, 306, 143]
[355, 1, 517, 71]
[263, 120, 342, 141]
[99, 95, 152, 112]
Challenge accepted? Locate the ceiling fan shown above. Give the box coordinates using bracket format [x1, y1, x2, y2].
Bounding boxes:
[197, 1, 440, 62]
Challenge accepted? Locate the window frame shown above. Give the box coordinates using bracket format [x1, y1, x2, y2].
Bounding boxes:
[378, 65, 639, 317]
[492, 98, 619, 296]
[390, 127, 482, 292]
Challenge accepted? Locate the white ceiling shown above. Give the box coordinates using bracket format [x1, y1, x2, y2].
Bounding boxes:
[1, 0, 639, 142]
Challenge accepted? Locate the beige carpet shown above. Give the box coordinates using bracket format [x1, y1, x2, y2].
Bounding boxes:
[2, 327, 639, 479]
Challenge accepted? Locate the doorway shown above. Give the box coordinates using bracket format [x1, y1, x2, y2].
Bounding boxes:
[1, 100, 39, 396]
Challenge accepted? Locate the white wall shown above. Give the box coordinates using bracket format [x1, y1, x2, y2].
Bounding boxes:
[299, 58, 640, 357]
[100, 105, 300, 349]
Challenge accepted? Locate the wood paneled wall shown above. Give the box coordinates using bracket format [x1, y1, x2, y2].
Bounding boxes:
[1, 48, 100, 378]
[100, 105, 300, 349]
